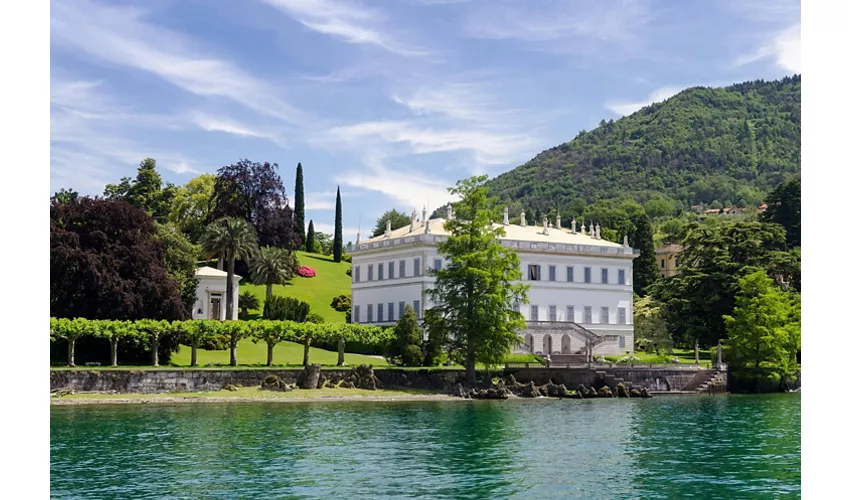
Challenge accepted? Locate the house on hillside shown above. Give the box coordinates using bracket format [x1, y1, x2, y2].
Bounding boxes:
[192, 266, 241, 320]
[349, 207, 639, 357]
[656, 243, 683, 278]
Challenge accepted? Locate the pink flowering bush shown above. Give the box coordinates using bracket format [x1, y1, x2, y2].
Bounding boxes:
[296, 265, 317, 278]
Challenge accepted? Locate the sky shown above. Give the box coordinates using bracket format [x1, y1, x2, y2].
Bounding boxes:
[50, 0, 800, 242]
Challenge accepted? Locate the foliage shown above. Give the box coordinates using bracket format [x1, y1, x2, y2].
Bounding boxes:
[633, 295, 673, 355]
[422, 309, 447, 366]
[200, 217, 259, 320]
[50, 197, 185, 322]
[209, 159, 300, 250]
[389, 305, 424, 366]
[103, 158, 176, 221]
[52, 188, 79, 205]
[479, 76, 800, 214]
[333, 186, 343, 262]
[156, 222, 201, 316]
[296, 266, 317, 278]
[239, 291, 260, 318]
[249, 246, 297, 301]
[168, 173, 216, 243]
[760, 177, 801, 248]
[425, 176, 530, 383]
[264, 296, 311, 322]
[306, 313, 325, 324]
[306, 220, 320, 253]
[650, 219, 796, 348]
[341, 254, 352, 263]
[723, 270, 801, 390]
[330, 294, 352, 312]
[315, 232, 333, 255]
[294, 162, 306, 246]
[371, 209, 412, 238]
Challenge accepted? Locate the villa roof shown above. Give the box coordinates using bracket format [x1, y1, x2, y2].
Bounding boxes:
[361, 218, 624, 248]
[656, 243, 683, 254]
[195, 266, 242, 279]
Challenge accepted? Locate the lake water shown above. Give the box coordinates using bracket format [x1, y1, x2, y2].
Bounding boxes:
[50, 394, 800, 499]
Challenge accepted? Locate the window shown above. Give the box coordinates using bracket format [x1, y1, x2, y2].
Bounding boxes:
[378, 263, 384, 281]
[434, 258, 442, 271]
[661, 259, 665, 269]
[583, 306, 592, 324]
[601, 307, 609, 324]
[388, 302, 395, 322]
[618, 269, 626, 285]
[413, 300, 421, 318]
[584, 267, 592, 283]
[399, 260, 406, 278]
[354, 305, 360, 323]
[355, 266, 361, 283]
[367, 304, 373, 323]
[378, 303, 384, 322]
[528, 264, 541, 281]
[548, 305, 557, 322]
[601, 268, 608, 284]
[531, 305, 539, 321]
[567, 306, 575, 322]
[414, 258, 421, 277]
[513, 302, 520, 313]
[618, 307, 626, 324]
[567, 266, 574, 283]
[368, 264, 374, 281]
[619, 336, 626, 348]
[389, 261, 395, 279]
[399, 301, 405, 316]
[549, 265, 556, 281]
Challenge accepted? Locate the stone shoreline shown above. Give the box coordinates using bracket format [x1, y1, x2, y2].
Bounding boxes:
[51, 393, 461, 406]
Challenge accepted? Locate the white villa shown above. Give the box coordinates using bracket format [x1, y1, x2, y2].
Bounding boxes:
[348, 207, 640, 358]
[192, 266, 241, 321]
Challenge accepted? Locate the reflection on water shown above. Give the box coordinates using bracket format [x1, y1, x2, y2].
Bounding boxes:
[51, 395, 800, 499]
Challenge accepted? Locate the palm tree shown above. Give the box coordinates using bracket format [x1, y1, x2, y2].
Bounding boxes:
[250, 246, 298, 303]
[200, 217, 258, 322]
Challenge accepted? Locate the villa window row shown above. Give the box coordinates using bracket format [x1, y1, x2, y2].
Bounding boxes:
[353, 257, 442, 283]
[353, 301, 421, 323]
[526, 264, 627, 285]
[518, 304, 629, 325]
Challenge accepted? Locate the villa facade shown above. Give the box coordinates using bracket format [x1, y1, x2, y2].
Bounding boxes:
[192, 266, 241, 321]
[348, 208, 640, 357]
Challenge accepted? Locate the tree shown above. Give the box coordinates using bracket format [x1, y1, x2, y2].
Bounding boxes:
[168, 173, 216, 243]
[239, 291, 260, 318]
[104, 158, 175, 220]
[389, 305, 424, 366]
[176, 320, 220, 367]
[263, 296, 311, 322]
[200, 217, 259, 321]
[315, 232, 333, 255]
[422, 309, 447, 366]
[306, 220, 319, 253]
[52, 188, 79, 205]
[371, 209, 412, 238]
[209, 159, 300, 250]
[724, 270, 801, 390]
[633, 295, 673, 355]
[294, 162, 306, 246]
[631, 211, 658, 296]
[97, 320, 137, 367]
[51, 318, 98, 367]
[250, 320, 294, 366]
[249, 246, 297, 303]
[333, 186, 343, 262]
[156, 223, 201, 317]
[136, 319, 171, 367]
[219, 320, 251, 366]
[51, 198, 186, 323]
[425, 176, 529, 384]
[760, 178, 801, 248]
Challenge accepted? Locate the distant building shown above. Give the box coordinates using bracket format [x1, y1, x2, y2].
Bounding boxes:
[192, 266, 241, 320]
[655, 244, 683, 278]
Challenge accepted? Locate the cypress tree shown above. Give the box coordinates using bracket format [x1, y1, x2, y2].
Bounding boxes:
[333, 186, 343, 262]
[294, 162, 306, 246]
[631, 211, 657, 296]
[306, 219, 317, 254]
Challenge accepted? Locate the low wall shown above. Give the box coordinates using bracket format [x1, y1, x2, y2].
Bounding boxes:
[51, 366, 712, 394]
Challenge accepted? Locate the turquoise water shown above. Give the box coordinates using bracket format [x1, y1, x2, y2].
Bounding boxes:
[51, 394, 800, 499]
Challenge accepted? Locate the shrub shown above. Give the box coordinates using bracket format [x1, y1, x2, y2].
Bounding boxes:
[306, 313, 325, 324]
[330, 294, 352, 312]
[296, 266, 316, 278]
[346, 268, 352, 277]
[263, 296, 311, 322]
[402, 345, 424, 367]
[239, 291, 260, 318]
[342, 254, 352, 263]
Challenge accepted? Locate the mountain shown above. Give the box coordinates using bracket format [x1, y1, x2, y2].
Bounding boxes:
[449, 76, 800, 217]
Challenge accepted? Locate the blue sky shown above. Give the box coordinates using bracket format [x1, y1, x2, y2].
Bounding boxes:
[50, 0, 800, 242]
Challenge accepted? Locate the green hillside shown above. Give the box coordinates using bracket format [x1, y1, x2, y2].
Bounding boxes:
[240, 251, 351, 322]
[442, 76, 800, 217]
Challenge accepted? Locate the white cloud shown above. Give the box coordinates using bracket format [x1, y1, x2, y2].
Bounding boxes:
[50, 0, 303, 122]
[260, 0, 429, 56]
[605, 86, 684, 116]
[191, 114, 287, 147]
[734, 23, 800, 73]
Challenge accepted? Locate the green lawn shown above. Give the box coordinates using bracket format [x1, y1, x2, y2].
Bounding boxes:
[602, 348, 713, 367]
[169, 339, 388, 367]
[239, 251, 351, 322]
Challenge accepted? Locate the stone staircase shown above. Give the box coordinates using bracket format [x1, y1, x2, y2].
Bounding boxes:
[681, 369, 726, 393]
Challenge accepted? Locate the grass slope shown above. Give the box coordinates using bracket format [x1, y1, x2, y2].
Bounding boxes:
[240, 251, 351, 322]
[170, 339, 388, 367]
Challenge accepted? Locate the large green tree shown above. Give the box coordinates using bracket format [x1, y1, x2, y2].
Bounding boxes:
[156, 223, 201, 316]
[760, 178, 801, 248]
[104, 158, 175, 220]
[371, 209, 412, 238]
[333, 186, 343, 262]
[306, 220, 319, 253]
[425, 176, 529, 384]
[200, 217, 258, 320]
[631, 210, 658, 296]
[389, 305, 424, 366]
[294, 162, 306, 245]
[168, 173, 216, 243]
[249, 246, 297, 303]
[724, 270, 801, 390]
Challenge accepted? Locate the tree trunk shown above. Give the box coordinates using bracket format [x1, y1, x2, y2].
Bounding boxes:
[217, 253, 224, 270]
[267, 342, 274, 367]
[230, 335, 238, 366]
[694, 340, 700, 365]
[110, 338, 118, 367]
[152, 334, 160, 367]
[266, 284, 273, 304]
[337, 336, 345, 366]
[68, 339, 76, 367]
[190, 340, 198, 367]
[226, 256, 235, 321]
[303, 335, 311, 367]
[465, 344, 475, 385]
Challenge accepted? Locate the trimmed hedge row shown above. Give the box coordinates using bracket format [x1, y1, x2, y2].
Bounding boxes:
[50, 318, 394, 367]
